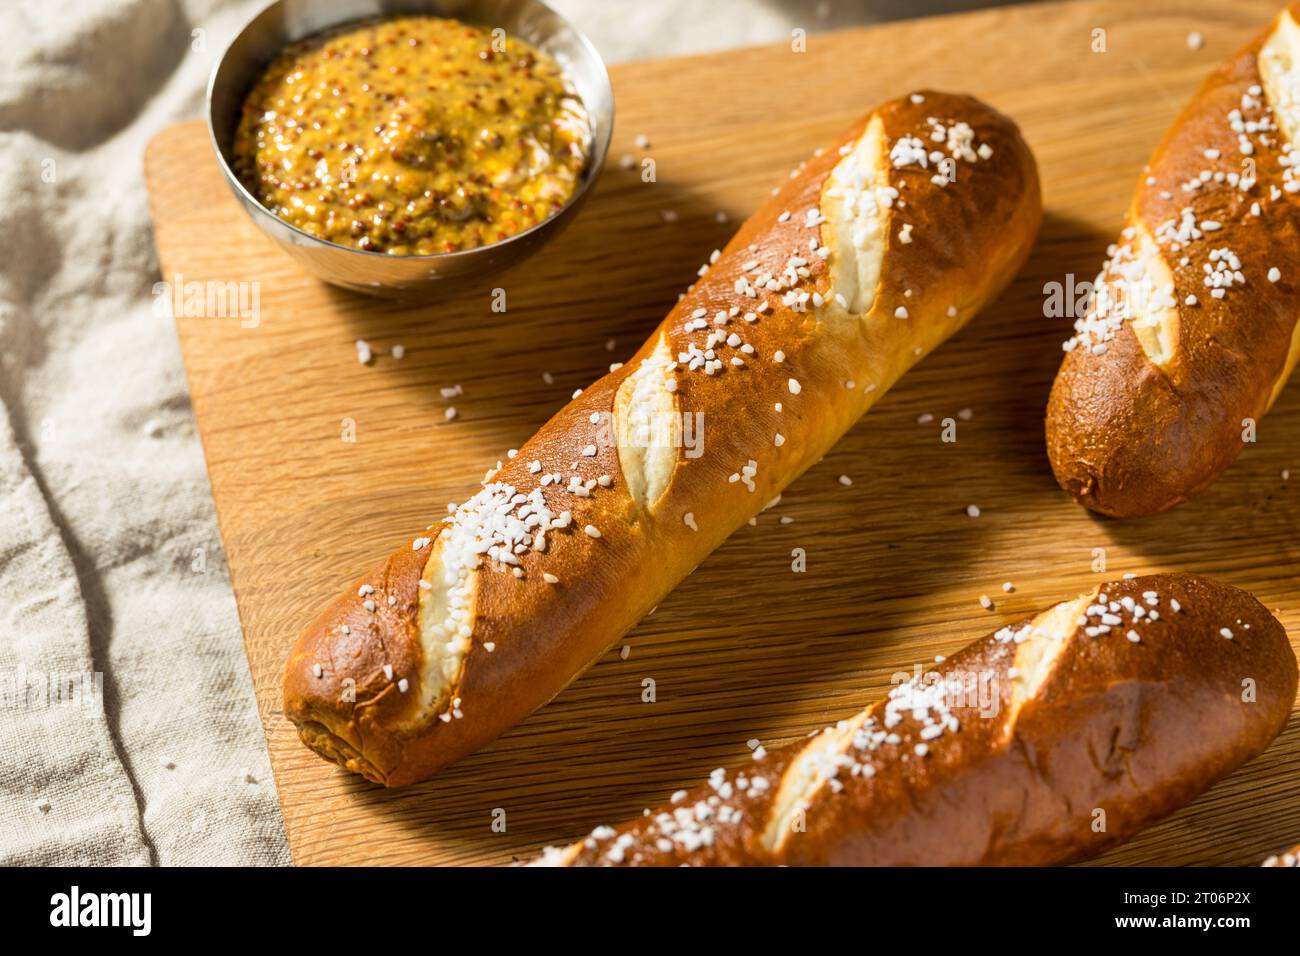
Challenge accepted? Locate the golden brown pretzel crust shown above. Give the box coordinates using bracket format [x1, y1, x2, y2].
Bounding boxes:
[1047, 7, 1300, 517]
[541, 574, 1296, 866]
[1263, 842, 1300, 865]
[284, 91, 1042, 786]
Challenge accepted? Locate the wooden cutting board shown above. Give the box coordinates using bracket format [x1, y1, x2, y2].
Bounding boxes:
[144, 0, 1300, 866]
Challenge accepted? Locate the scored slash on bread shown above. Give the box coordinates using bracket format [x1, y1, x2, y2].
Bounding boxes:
[531, 574, 1297, 867]
[1047, 4, 1300, 518]
[284, 90, 1042, 787]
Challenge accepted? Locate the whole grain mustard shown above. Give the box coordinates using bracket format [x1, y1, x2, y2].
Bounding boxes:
[233, 16, 590, 256]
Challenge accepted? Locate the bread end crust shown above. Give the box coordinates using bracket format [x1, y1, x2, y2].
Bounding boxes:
[283, 544, 432, 787]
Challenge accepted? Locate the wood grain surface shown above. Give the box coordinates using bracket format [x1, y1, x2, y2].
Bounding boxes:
[144, 0, 1300, 866]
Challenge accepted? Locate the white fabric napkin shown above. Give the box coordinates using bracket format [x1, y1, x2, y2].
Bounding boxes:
[0, 0, 288, 866]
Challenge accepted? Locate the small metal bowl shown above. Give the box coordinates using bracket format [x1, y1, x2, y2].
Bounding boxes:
[206, 0, 613, 299]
